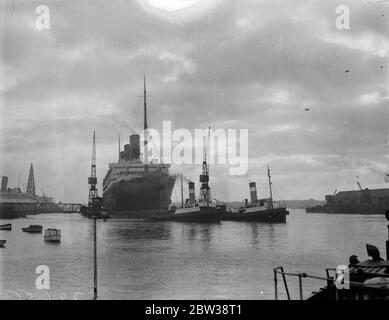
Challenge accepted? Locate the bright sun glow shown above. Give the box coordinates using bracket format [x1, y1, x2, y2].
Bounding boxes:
[147, 0, 202, 11]
[138, 0, 224, 22]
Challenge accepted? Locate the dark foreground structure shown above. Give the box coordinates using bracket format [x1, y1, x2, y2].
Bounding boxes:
[274, 210, 389, 300]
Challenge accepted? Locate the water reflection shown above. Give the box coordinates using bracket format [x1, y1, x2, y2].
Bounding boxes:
[249, 223, 260, 246]
[181, 223, 219, 245]
[103, 220, 171, 241]
[1, 211, 387, 299]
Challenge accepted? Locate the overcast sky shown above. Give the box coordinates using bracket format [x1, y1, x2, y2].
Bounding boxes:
[0, 0, 388, 203]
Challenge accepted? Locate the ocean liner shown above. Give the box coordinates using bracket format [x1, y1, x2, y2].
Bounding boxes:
[0, 164, 56, 218]
[102, 78, 176, 218]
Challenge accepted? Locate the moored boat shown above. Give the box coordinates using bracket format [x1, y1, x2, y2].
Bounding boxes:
[151, 206, 223, 223]
[0, 240, 6, 247]
[0, 223, 12, 230]
[223, 207, 288, 223]
[0, 171, 39, 218]
[44, 228, 61, 242]
[22, 224, 42, 233]
[0, 204, 26, 219]
[151, 128, 222, 223]
[103, 78, 175, 218]
[222, 168, 288, 223]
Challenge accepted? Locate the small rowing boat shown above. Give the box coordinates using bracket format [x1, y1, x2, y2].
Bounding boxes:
[0, 224, 12, 231]
[44, 228, 61, 242]
[22, 225, 43, 233]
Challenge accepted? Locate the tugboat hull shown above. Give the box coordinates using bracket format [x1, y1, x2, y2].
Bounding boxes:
[222, 208, 288, 223]
[151, 207, 222, 223]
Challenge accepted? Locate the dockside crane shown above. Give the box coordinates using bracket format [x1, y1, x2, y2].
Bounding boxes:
[88, 131, 98, 205]
[81, 131, 106, 219]
[87, 131, 100, 300]
[199, 126, 211, 207]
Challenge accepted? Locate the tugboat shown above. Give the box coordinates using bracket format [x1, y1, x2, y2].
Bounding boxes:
[22, 225, 42, 233]
[273, 210, 389, 300]
[222, 167, 288, 223]
[151, 128, 223, 223]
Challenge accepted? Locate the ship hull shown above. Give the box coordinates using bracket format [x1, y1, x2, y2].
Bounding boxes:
[103, 171, 175, 218]
[222, 207, 287, 223]
[150, 206, 223, 223]
[0, 204, 28, 219]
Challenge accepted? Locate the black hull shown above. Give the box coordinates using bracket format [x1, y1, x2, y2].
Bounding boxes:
[22, 225, 43, 233]
[150, 207, 222, 223]
[222, 208, 288, 223]
[103, 171, 175, 218]
[0, 205, 27, 219]
[22, 229, 42, 233]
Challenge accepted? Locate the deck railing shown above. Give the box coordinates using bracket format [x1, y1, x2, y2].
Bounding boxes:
[273, 266, 389, 300]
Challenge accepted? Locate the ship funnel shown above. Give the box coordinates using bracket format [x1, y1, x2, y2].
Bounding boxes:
[1, 176, 8, 192]
[130, 134, 140, 160]
[249, 181, 258, 204]
[188, 181, 195, 205]
[124, 144, 131, 161]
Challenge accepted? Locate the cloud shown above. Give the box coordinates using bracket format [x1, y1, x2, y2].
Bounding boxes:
[358, 91, 381, 104]
[0, 0, 388, 201]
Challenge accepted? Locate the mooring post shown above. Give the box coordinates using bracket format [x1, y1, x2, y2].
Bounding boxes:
[298, 274, 303, 300]
[386, 225, 389, 261]
[93, 216, 97, 300]
[274, 269, 278, 300]
[386, 210, 389, 260]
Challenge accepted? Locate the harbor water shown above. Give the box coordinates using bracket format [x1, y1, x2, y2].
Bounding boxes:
[0, 209, 387, 300]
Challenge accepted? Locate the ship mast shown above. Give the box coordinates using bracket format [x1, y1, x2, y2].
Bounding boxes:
[181, 173, 184, 208]
[143, 75, 148, 172]
[267, 166, 274, 210]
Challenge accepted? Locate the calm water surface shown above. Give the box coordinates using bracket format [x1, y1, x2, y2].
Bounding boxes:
[0, 210, 387, 300]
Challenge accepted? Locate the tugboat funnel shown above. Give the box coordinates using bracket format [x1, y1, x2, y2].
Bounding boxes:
[249, 181, 258, 204]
